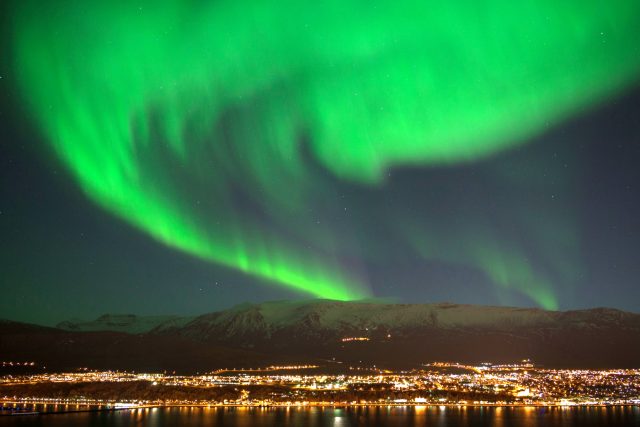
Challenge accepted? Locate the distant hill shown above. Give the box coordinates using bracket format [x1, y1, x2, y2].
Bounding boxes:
[0, 319, 273, 373]
[3, 300, 640, 371]
[56, 314, 195, 334]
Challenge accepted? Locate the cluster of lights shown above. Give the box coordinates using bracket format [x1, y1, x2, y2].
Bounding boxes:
[210, 365, 318, 374]
[341, 337, 370, 342]
[1, 362, 36, 367]
[1, 361, 639, 408]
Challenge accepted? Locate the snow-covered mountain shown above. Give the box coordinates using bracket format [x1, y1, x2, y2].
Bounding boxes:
[177, 299, 638, 339]
[43, 300, 640, 369]
[57, 314, 194, 334]
[170, 300, 640, 368]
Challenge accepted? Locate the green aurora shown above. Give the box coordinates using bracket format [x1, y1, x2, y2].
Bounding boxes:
[10, 0, 640, 307]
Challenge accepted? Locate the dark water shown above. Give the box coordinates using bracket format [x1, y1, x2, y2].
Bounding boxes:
[1, 406, 639, 426]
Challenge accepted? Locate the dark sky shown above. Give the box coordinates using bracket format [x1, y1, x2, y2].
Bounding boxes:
[2, 2, 640, 325]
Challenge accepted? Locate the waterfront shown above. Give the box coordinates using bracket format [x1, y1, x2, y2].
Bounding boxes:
[1, 406, 640, 426]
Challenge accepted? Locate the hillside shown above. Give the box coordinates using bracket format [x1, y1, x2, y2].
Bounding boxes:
[171, 300, 640, 368]
[3, 300, 640, 371]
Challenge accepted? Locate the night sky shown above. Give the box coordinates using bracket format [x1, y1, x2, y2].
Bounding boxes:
[1, 1, 639, 325]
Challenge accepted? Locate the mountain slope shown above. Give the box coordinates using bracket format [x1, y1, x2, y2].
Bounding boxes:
[172, 300, 640, 368]
[7, 300, 640, 370]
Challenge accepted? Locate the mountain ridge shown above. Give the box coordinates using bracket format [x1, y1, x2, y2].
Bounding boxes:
[3, 300, 640, 371]
[53, 300, 640, 335]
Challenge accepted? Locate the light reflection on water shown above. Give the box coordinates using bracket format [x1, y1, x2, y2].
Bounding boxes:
[0, 406, 639, 426]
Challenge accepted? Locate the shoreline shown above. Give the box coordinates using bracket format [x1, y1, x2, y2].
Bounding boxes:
[2, 400, 640, 416]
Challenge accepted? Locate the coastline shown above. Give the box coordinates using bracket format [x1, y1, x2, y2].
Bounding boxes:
[2, 399, 640, 416]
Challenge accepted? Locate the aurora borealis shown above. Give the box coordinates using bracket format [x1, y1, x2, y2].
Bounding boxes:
[2, 1, 640, 323]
